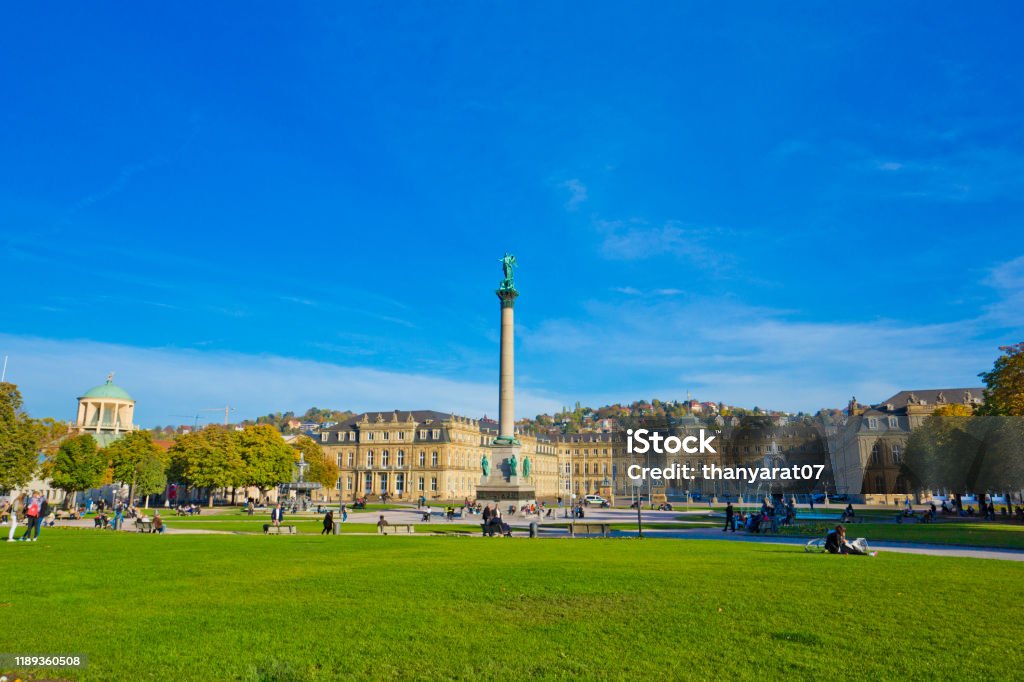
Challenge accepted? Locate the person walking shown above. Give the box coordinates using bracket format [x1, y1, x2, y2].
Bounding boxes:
[723, 501, 736, 532]
[322, 510, 334, 535]
[340, 504, 348, 523]
[113, 501, 125, 531]
[6, 495, 21, 542]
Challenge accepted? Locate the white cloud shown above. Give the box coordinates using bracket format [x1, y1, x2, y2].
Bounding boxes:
[0, 335, 563, 426]
[561, 178, 588, 210]
[519, 295, 999, 412]
[597, 219, 730, 270]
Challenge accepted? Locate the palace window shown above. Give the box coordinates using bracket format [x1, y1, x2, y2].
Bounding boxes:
[868, 418, 879, 430]
[396, 473, 405, 493]
[431, 452, 439, 466]
[431, 477, 438, 491]
[398, 431, 405, 441]
[346, 476, 353, 490]
[320, 432, 327, 442]
[888, 417, 898, 429]
[367, 432, 374, 441]
[417, 476, 425, 492]
[366, 451, 374, 468]
[419, 451, 426, 466]
[891, 443, 903, 463]
[364, 472, 372, 491]
[432, 429, 440, 439]
[419, 430, 427, 439]
[347, 452, 354, 467]
[336, 454, 343, 467]
[871, 443, 883, 465]
[564, 463, 570, 474]
[382, 451, 390, 467]
[379, 473, 388, 492]
[397, 450, 405, 467]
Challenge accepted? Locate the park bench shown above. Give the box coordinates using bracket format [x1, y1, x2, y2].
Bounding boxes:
[378, 524, 415, 535]
[55, 510, 75, 521]
[136, 520, 153, 533]
[263, 524, 297, 535]
[480, 522, 513, 537]
[568, 522, 611, 538]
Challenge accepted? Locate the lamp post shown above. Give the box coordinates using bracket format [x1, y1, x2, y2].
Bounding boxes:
[633, 477, 644, 538]
[565, 447, 573, 519]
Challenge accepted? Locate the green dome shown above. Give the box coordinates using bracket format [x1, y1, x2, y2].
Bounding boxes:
[81, 378, 133, 401]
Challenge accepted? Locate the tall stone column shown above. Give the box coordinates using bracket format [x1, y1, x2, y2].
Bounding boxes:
[498, 288, 518, 440]
[477, 253, 535, 508]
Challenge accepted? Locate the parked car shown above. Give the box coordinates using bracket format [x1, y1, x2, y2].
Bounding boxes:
[583, 494, 607, 506]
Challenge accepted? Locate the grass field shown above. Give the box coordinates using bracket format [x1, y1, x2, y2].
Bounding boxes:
[2, 529, 1023, 681]
[781, 521, 1024, 550]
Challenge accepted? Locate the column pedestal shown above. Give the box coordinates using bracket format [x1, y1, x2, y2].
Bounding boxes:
[474, 443, 536, 509]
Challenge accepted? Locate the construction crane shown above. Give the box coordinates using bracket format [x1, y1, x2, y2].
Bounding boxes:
[171, 414, 203, 432]
[201, 405, 236, 427]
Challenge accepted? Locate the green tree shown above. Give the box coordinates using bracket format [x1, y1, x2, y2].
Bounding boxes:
[903, 415, 1024, 494]
[292, 434, 340, 489]
[934, 403, 974, 417]
[47, 434, 106, 508]
[106, 430, 166, 504]
[0, 382, 42, 491]
[978, 342, 1024, 416]
[237, 424, 294, 502]
[168, 426, 243, 507]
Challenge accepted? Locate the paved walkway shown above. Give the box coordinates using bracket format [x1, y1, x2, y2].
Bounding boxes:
[601, 527, 1024, 562]
[42, 506, 1024, 561]
[51, 517, 228, 535]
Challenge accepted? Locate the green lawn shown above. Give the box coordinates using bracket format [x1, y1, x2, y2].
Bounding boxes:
[781, 521, 1024, 550]
[2, 530, 1023, 681]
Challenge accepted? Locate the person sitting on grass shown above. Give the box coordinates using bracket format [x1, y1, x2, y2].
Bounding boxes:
[153, 513, 165, 534]
[377, 515, 389, 532]
[841, 504, 855, 523]
[825, 525, 873, 556]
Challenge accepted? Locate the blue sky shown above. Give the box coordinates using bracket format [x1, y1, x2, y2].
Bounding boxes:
[2, 3, 1023, 425]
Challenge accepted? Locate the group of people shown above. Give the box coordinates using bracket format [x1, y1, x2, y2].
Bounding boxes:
[1, 491, 51, 542]
[722, 499, 797, 534]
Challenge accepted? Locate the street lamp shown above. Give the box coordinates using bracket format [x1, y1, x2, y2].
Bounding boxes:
[633, 477, 644, 538]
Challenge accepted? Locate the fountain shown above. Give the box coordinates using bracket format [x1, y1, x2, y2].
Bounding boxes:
[278, 453, 322, 510]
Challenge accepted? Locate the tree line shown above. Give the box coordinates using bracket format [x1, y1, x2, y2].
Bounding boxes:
[902, 343, 1024, 494]
[1, 381, 338, 508]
